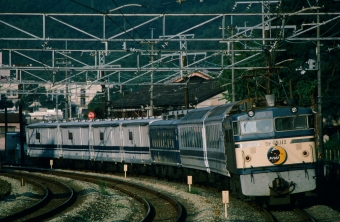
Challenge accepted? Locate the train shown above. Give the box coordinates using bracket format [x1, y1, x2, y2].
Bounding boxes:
[25, 96, 317, 205]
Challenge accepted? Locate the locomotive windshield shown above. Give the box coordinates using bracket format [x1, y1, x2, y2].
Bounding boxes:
[275, 115, 309, 131]
[239, 119, 273, 135]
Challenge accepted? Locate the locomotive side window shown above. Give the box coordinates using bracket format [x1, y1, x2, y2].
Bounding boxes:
[240, 119, 273, 135]
[308, 115, 315, 128]
[275, 115, 308, 131]
[232, 122, 239, 135]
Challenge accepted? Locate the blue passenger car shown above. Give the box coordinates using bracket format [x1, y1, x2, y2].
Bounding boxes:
[177, 103, 237, 176]
[149, 119, 181, 166]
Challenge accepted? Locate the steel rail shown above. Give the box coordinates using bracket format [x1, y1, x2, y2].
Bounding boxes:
[46, 171, 152, 221]
[0, 173, 50, 222]
[294, 207, 317, 222]
[0, 171, 76, 222]
[52, 171, 184, 221]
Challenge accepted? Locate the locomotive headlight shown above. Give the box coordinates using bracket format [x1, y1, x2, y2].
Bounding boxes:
[302, 150, 309, 157]
[245, 155, 251, 162]
[291, 106, 298, 113]
[247, 110, 255, 117]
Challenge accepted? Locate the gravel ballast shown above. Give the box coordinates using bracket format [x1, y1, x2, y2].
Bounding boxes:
[0, 176, 43, 217]
[1, 170, 340, 221]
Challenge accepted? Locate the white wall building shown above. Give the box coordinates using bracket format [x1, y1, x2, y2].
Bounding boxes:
[0, 83, 102, 119]
[25, 108, 64, 124]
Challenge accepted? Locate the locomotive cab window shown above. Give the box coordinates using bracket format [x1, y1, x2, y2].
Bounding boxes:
[36, 132, 40, 140]
[275, 115, 308, 131]
[240, 119, 273, 135]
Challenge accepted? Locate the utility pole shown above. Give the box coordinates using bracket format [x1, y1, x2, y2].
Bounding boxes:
[140, 37, 156, 117]
[231, 16, 235, 102]
[150, 28, 155, 116]
[158, 34, 194, 109]
[220, 16, 235, 102]
[63, 42, 69, 121]
[317, 4, 323, 158]
[180, 35, 189, 109]
[262, 2, 272, 95]
[56, 90, 59, 121]
[4, 97, 8, 157]
[150, 43, 154, 116]
[101, 70, 106, 119]
[65, 56, 69, 121]
[18, 70, 24, 163]
[182, 55, 189, 109]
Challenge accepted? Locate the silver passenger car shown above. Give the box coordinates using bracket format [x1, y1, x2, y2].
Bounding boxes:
[26, 118, 161, 164]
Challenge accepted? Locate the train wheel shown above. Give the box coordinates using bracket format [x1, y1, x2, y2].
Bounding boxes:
[132, 164, 140, 176]
[214, 174, 230, 191]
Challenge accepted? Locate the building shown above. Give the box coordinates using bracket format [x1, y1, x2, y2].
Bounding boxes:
[1, 70, 229, 120]
[0, 83, 101, 119]
[0, 113, 20, 151]
[110, 71, 229, 117]
[25, 108, 64, 124]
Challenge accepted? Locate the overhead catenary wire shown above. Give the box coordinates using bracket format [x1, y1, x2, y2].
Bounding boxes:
[1, 0, 338, 109]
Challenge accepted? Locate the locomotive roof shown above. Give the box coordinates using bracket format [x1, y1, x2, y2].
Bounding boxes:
[230, 105, 314, 122]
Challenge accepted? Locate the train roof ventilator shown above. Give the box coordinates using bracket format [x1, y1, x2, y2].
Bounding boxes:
[265, 94, 276, 107]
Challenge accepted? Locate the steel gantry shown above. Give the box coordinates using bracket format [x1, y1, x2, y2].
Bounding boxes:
[1, 10, 340, 104]
[1, 10, 339, 88]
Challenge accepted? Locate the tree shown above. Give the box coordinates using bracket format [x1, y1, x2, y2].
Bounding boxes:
[0, 99, 14, 110]
[87, 92, 104, 119]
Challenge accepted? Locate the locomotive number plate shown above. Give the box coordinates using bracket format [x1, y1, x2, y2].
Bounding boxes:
[265, 140, 286, 146]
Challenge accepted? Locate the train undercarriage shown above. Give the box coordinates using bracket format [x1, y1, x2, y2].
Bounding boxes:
[29, 157, 313, 206]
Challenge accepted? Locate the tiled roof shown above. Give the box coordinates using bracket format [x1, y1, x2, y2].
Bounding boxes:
[111, 77, 226, 109]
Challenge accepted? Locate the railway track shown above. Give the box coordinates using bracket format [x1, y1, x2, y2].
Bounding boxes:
[0, 170, 76, 221]
[1, 167, 185, 221]
[294, 207, 317, 222]
[5, 166, 334, 221]
[261, 206, 317, 222]
[46, 170, 185, 221]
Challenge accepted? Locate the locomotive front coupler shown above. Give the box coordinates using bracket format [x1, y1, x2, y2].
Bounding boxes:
[269, 176, 295, 196]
